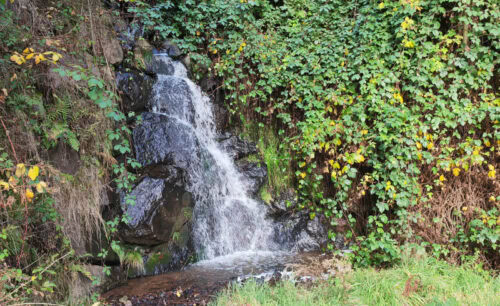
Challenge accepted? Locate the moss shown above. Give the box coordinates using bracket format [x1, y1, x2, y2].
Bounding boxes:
[242, 154, 261, 163]
[259, 185, 273, 204]
[145, 246, 172, 274]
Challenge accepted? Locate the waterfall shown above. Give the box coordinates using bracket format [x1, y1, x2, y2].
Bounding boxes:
[149, 55, 279, 259]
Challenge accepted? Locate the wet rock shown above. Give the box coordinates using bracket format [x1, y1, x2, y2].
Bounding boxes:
[147, 76, 194, 122]
[48, 141, 80, 175]
[119, 176, 193, 246]
[146, 55, 175, 75]
[273, 210, 327, 252]
[133, 38, 154, 70]
[269, 190, 297, 215]
[213, 104, 229, 132]
[218, 133, 258, 160]
[236, 161, 267, 195]
[161, 40, 182, 59]
[116, 71, 155, 113]
[143, 222, 194, 275]
[133, 113, 198, 169]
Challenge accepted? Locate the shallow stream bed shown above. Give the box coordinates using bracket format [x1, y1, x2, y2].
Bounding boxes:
[103, 251, 328, 305]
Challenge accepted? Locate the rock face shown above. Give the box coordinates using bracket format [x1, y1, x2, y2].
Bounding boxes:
[120, 176, 193, 246]
[133, 113, 198, 169]
[116, 71, 155, 113]
[218, 133, 258, 160]
[237, 160, 267, 195]
[270, 191, 328, 251]
[146, 55, 176, 75]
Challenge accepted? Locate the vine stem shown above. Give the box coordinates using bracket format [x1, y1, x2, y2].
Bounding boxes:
[0, 115, 19, 163]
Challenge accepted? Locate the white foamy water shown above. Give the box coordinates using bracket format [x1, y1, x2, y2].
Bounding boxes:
[150, 55, 279, 260]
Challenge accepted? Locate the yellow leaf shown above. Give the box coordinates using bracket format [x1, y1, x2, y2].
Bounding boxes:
[416, 142, 422, 149]
[439, 175, 445, 182]
[28, 166, 39, 181]
[26, 188, 34, 201]
[361, 129, 368, 135]
[36, 181, 47, 193]
[15, 163, 26, 177]
[299, 162, 306, 168]
[452, 168, 460, 176]
[8, 176, 16, 187]
[0, 181, 9, 190]
[23, 48, 34, 54]
[52, 53, 62, 62]
[31, 275, 36, 281]
[299, 172, 306, 179]
[427, 142, 434, 150]
[35, 54, 46, 64]
[333, 162, 340, 169]
[10, 54, 25, 65]
[489, 196, 496, 202]
[488, 170, 496, 179]
[26, 53, 35, 60]
[378, 2, 385, 9]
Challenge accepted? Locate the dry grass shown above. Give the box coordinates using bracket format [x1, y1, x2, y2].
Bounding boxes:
[50, 164, 108, 254]
[408, 167, 500, 267]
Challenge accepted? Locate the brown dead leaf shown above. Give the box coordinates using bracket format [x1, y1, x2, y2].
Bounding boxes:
[10, 73, 17, 82]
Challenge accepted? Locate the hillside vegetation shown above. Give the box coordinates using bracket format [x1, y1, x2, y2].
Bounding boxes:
[128, 0, 499, 266]
[0, 0, 498, 304]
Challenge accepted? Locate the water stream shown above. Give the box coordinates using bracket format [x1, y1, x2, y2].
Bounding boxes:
[107, 54, 326, 301]
[149, 55, 280, 260]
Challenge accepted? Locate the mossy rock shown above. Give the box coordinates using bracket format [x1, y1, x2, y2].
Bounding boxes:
[145, 247, 172, 275]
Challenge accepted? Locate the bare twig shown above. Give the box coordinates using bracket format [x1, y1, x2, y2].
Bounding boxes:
[0, 115, 19, 163]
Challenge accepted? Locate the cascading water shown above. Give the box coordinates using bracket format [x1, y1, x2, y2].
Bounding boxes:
[149, 55, 279, 260]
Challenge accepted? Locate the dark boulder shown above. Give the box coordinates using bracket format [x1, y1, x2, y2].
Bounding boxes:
[160, 40, 182, 59]
[269, 191, 327, 251]
[116, 71, 155, 113]
[236, 160, 267, 195]
[133, 113, 199, 169]
[218, 133, 258, 160]
[273, 212, 327, 252]
[119, 176, 193, 246]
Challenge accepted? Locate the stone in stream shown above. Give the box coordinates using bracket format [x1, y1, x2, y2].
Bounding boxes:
[116, 70, 155, 113]
[119, 176, 193, 246]
[133, 112, 199, 169]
